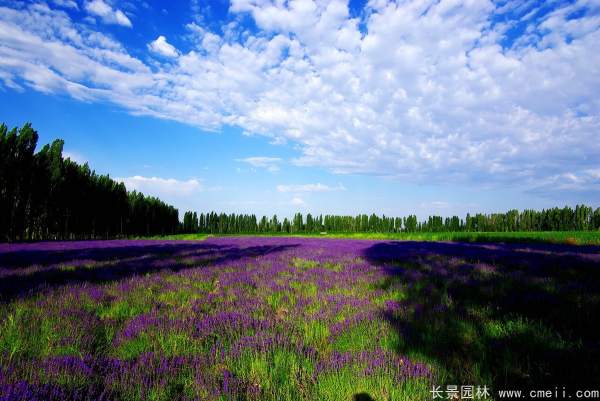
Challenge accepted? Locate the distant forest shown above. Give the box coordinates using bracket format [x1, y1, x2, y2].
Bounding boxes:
[0, 123, 179, 242]
[183, 206, 600, 235]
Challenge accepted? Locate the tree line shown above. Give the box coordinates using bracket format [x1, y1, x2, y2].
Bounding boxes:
[183, 206, 600, 235]
[1, 123, 179, 242]
[3, 122, 599, 242]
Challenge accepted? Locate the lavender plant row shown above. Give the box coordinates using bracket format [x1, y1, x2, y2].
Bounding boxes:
[1, 237, 599, 400]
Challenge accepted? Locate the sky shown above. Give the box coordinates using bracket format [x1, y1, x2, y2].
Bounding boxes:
[0, 0, 599, 219]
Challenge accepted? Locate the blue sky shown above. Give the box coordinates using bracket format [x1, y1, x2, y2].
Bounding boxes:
[1, 0, 599, 219]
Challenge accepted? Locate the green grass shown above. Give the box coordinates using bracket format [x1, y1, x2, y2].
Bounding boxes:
[291, 257, 320, 270]
[133, 233, 210, 240]
[301, 320, 330, 349]
[322, 230, 600, 245]
[144, 231, 600, 245]
[115, 331, 202, 359]
[332, 321, 402, 353]
[228, 348, 315, 401]
[99, 300, 147, 321]
[315, 368, 431, 401]
[0, 305, 54, 361]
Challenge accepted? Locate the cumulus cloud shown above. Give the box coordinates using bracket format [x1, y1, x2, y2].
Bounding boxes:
[236, 157, 282, 172]
[527, 170, 600, 197]
[277, 183, 346, 193]
[53, 0, 78, 9]
[1, 1, 600, 197]
[117, 176, 202, 197]
[186, 22, 221, 54]
[291, 197, 306, 206]
[84, 0, 131, 27]
[148, 35, 179, 58]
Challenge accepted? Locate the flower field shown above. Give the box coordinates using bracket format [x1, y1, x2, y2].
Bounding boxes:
[1, 237, 599, 400]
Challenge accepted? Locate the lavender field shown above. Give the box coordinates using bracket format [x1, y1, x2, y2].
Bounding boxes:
[1, 237, 599, 400]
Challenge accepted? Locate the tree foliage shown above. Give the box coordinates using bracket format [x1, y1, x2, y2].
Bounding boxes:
[0, 123, 179, 241]
[185, 206, 600, 235]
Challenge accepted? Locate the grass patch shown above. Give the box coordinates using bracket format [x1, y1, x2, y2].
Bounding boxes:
[315, 368, 430, 401]
[98, 299, 150, 321]
[228, 348, 315, 401]
[267, 291, 296, 310]
[0, 305, 55, 361]
[149, 231, 600, 246]
[156, 289, 200, 308]
[333, 322, 403, 353]
[302, 320, 330, 349]
[290, 281, 319, 298]
[114, 334, 152, 359]
[291, 257, 320, 270]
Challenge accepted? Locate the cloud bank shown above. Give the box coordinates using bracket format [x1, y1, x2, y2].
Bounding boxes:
[1, 1, 599, 196]
[117, 176, 202, 198]
[277, 183, 346, 193]
[236, 157, 283, 172]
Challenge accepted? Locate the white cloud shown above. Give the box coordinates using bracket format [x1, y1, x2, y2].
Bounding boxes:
[84, 0, 132, 27]
[117, 176, 202, 198]
[1, 1, 600, 197]
[63, 150, 86, 164]
[291, 197, 306, 206]
[114, 10, 131, 27]
[236, 156, 282, 172]
[53, 0, 78, 9]
[148, 35, 179, 58]
[528, 170, 600, 196]
[186, 23, 221, 54]
[419, 201, 450, 210]
[277, 183, 346, 193]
